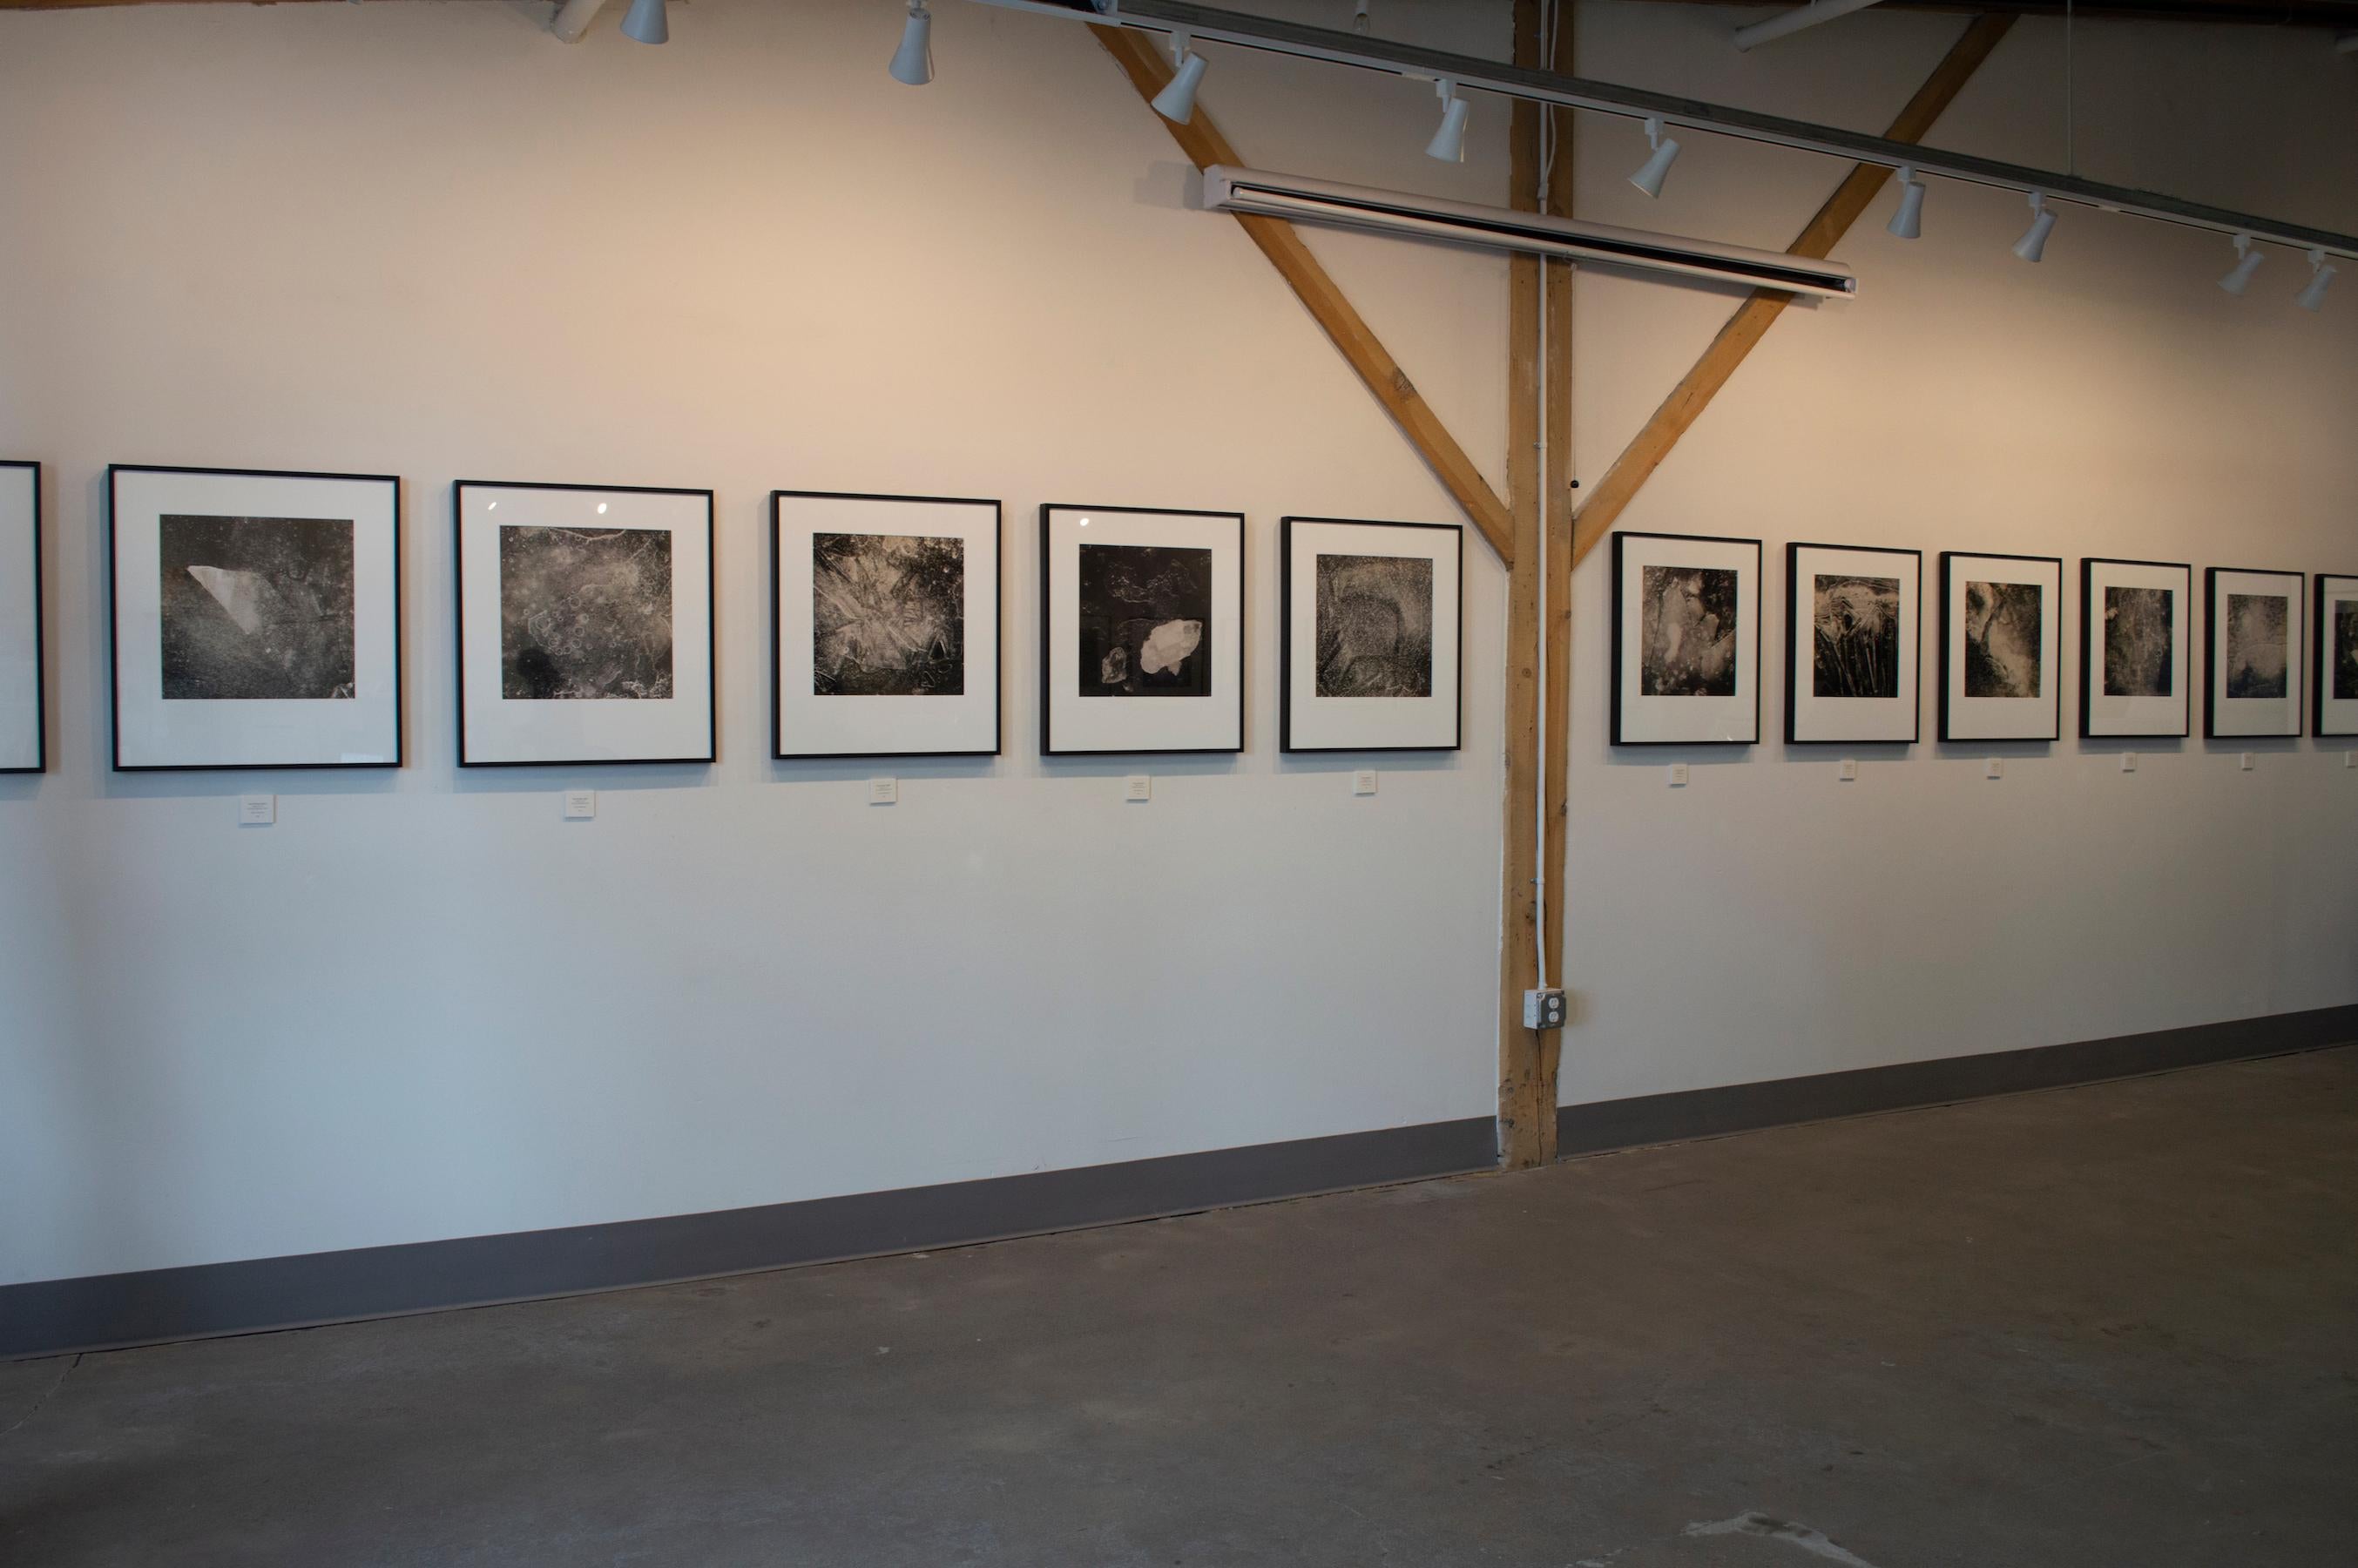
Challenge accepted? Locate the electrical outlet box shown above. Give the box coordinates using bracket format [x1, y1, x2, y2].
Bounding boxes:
[1667, 763, 1689, 787]
[563, 789, 597, 820]
[238, 794, 275, 827]
[1524, 988, 1569, 1031]
[1352, 768, 1378, 796]
[868, 777, 898, 805]
[1125, 774, 1151, 802]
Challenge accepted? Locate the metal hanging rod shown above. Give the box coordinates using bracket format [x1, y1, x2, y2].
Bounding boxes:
[970, 0, 2358, 261]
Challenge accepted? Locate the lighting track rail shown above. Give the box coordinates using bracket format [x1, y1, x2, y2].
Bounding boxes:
[971, 0, 2358, 262]
[1205, 166, 1858, 297]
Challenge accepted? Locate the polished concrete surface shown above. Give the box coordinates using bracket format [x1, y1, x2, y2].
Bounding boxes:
[3, 1046, 2354, 1567]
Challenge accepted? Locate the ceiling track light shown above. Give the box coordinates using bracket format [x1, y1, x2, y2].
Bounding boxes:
[2012, 192, 2057, 263]
[1887, 166, 1925, 240]
[1152, 32, 1208, 122]
[1425, 78, 1470, 163]
[890, 0, 934, 85]
[2218, 233, 2264, 296]
[1628, 116, 1680, 199]
[618, 0, 666, 45]
[2297, 248, 2337, 311]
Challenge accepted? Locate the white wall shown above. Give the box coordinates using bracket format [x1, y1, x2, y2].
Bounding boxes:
[0, 0, 2350, 1288]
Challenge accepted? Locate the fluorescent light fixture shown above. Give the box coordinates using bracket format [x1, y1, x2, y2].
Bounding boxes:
[1629, 116, 1680, 199]
[890, 2, 934, 85]
[1152, 36, 1207, 122]
[1888, 166, 1925, 240]
[2012, 193, 2057, 263]
[2297, 248, 2337, 311]
[619, 0, 666, 45]
[2219, 233, 2263, 296]
[1425, 79, 1470, 164]
[1204, 165, 1856, 298]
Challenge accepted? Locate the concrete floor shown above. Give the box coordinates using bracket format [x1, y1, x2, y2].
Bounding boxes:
[4, 1049, 2355, 1567]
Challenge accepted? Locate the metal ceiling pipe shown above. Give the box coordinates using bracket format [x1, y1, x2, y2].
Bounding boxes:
[1733, 0, 1891, 52]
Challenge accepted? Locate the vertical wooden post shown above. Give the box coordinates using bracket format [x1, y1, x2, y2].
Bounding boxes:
[1539, 11, 1577, 1128]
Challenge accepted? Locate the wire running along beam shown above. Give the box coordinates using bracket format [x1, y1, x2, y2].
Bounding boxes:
[971, 0, 2358, 262]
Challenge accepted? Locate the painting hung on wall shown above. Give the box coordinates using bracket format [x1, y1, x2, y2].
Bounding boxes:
[1280, 517, 1462, 752]
[456, 480, 716, 765]
[1611, 531, 1760, 746]
[1937, 552, 2061, 742]
[2206, 566, 2304, 739]
[1784, 542, 1920, 745]
[1040, 504, 1244, 754]
[109, 464, 402, 770]
[2081, 558, 2190, 740]
[2316, 573, 2358, 738]
[773, 490, 1001, 758]
[1, 462, 40, 773]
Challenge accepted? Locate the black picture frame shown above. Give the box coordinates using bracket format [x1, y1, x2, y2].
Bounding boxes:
[2, 460, 43, 774]
[1609, 530, 1762, 747]
[455, 479, 718, 767]
[108, 463, 406, 773]
[1782, 540, 1922, 747]
[770, 489, 1003, 760]
[2316, 573, 2358, 738]
[2078, 557, 2190, 740]
[1038, 504, 1247, 757]
[1280, 516, 1463, 754]
[2204, 565, 2305, 740]
[1937, 551, 2063, 744]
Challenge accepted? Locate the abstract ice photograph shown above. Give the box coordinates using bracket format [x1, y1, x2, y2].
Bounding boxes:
[812, 532, 964, 697]
[2103, 585, 2174, 698]
[500, 525, 674, 700]
[159, 513, 355, 700]
[1638, 564, 1738, 698]
[1315, 553, 1434, 698]
[2223, 592, 2288, 700]
[1078, 543, 1213, 699]
[2338, 602, 2358, 700]
[1962, 580, 2042, 700]
[1811, 573, 1900, 700]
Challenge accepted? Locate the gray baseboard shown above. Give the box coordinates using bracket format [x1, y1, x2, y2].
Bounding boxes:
[0, 1116, 1497, 1362]
[1557, 1004, 2358, 1157]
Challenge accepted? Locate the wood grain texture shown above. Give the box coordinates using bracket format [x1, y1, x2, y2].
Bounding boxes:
[1568, 13, 2017, 568]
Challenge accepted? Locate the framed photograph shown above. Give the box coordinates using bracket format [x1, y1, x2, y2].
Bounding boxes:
[1040, 504, 1244, 755]
[1784, 542, 1920, 745]
[1280, 517, 1462, 752]
[1610, 531, 1760, 747]
[1, 461, 40, 774]
[110, 463, 402, 771]
[2206, 567, 2304, 739]
[773, 490, 1000, 758]
[456, 480, 715, 766]
[1938, 552, 2060, 742]
[2317, 573, 2358, 738]
[2080, 558, 2190, 740]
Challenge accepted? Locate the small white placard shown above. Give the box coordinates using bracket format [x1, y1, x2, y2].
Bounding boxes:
[868, 777, 898, 805]
[1125, 774, 1152, 802]
[1667, 763, 1689, 787]
[1985, 758, 2004, 780]
[2121, 752, 2138, 774]
[1838, 759, 1859, 782]
[1352, 768, 1378, 796]
[564, 789, 597, 820]
[239, 794, 276, 826]
[2240, 752, 2255, 772]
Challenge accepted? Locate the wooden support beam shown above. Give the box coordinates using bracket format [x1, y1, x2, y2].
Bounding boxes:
[1091, 24, 1517, 565]
[1568, 13, 2016, 568]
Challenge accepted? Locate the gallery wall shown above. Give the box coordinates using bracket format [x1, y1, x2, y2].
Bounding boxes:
[0, 0, 2352, 1292]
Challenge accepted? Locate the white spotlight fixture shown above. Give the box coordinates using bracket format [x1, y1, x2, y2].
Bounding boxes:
[618, 0, 666, 45]
[889, 2, 933, 86]
[1628, 117, 1680, 199]
[2011, 192, 2057, 263]
[1425, 78, 1470, 163]
[2218, 233, 2264, 296]
[2296, 247, 2338, 311]
[1152, 34, 1206, 123]
[1887, 166, 1926, 240]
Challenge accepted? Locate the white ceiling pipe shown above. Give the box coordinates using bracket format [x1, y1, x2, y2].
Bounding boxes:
[1733, 0, 1890, 52]
[551, 0, 611, 44]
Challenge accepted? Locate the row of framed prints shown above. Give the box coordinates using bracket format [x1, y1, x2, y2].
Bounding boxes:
[1611, 531, 2358, 745]
[0, 463, 1466, 771]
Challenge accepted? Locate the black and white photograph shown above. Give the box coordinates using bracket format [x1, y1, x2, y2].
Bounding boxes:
[456, 481, 715, 766]
[1, 461, 41, 773]
[1612, 532, 1760, 747]
[1282, 518, 1462, 751]
[1940, 553, 2060, 742]
[2318, 575, 2358, 737]
[1786, 543, 1920, 745]
[2081, 558, 2188, 740]
[2206, 567, 2303, 739]
[109, 465, 402, 769]
[774, 491, 1001, 758]
[2339, 604, 2358, 700]
[1042, 504, 1243, 754]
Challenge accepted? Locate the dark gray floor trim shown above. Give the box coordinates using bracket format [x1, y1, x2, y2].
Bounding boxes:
[0, 1116, 1496, 1362]
[1558, 1004, 2358, 1158]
